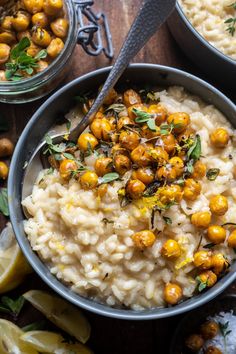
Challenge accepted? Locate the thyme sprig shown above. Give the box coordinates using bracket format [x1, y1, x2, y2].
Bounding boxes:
[225, 2, 236, 36]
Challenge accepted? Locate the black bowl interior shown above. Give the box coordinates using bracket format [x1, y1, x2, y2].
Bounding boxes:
[8, 64, 236, 320]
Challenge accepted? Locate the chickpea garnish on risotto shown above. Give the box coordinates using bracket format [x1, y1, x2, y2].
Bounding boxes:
[22, 86, 236, 310]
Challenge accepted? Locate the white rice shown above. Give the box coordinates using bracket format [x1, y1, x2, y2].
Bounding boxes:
[22, 86, 236, 310]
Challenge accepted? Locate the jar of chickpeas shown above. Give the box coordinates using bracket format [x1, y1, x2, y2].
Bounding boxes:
[0, 0, 81, 103]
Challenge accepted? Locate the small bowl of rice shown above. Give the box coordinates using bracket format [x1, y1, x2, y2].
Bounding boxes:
[168, 1, 236, 89]
[170, 294, 236, 353]
[8, 64, 236, 320]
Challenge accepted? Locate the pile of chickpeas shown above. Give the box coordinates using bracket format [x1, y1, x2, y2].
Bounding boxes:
[185, 320, 223, 353]
[0, 0, 69, 80]
[0, 138, 14, 180]
[48, 87, 234, 306]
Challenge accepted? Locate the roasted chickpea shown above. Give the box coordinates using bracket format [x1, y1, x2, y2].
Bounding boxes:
[167, 112, 190, 133]
[191, 211, 211, 229]
[111, 144, 129, 157]
[158, 184, 183, 204]
[197, 270, 217, 288]
[200, 320, 219, 339]
[1, 16, 13, 31]
[207, 225, 226, 244]
[26, 41, 41, 57]
[114, 154, 131, 175]
[47, 37, 64, 58]
[209, 194, 228, 216]
[0, 70, 6, 81]
[77, 133, 98, 151]
[108, 116, 116, 130]
[183, 179, 201, 201]
[117, 116, 134, 131]
[131, 167, 154, 185]
[161, 239, 181, 259]
[147, 103, 167, 125]
[17, 30, 31, 41]
[228, 230, 236, 248]
[59, 159, 77, 180]
[80, 171, 98, 190]
[119, 130, 140, 151]
[95, 157, 113, 177]
[140, 124, 160, 139]
[205, 346, 222, 354]
[90, 117, 112, 141]
[23, 0, 43, 13]
[132, 230, 156, 249]
[126, 179, 146, 199]
[185, 334, 204, 352]
[103, 87, 117, 105]
[169, 156, 184, 177]
[50, 18, 68, 38]
[43, 0, 63, 16]
[0, 138, 14, 158]
[35, 59, 48, 72]
[32, 27, 52, 47]
[127, 103, 147, 119]
[12, 11, 31, 32]
[32, 12, 49, 27]
[193, 251, 212, 270]
[97, 183, 108, 198]
[123, 89, 141, 107]
[160, 134, 177, 154]
[211, 253, 229, 275]
[156, 165, 177, 182]
[191, 160, 206, 179]
[210, 128, 229, 148]
[164, 283, 182, 305]
[148, 147, 169, 165]
[178, 126, 195, 143]
[0, 162, 9, 180]
[0, 43, 10, 64]
[0, 30, 16, 44]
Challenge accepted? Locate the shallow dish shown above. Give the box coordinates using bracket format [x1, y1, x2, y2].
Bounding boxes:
[8, 64, 236, 320]
[167, 2, 236, 89]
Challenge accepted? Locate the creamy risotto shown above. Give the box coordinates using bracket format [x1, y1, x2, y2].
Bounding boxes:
[22, 86, 236, 311]
[179, 0, 236, 60]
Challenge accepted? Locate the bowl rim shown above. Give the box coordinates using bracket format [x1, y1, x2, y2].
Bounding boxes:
[8, 63, 236, 320]
[175, 1, 236, 67]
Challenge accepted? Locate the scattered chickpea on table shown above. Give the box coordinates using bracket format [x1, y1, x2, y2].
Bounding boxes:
[0, 138, 14, 180]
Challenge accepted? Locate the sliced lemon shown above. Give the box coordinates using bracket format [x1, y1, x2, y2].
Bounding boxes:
[20, 330, 93, 354]
[23, 290, 91, 344]
[0, 224, 32, 293]
[0, 319, 37, 354]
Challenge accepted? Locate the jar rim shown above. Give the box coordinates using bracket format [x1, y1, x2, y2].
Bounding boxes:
[0, 0, 77, 92]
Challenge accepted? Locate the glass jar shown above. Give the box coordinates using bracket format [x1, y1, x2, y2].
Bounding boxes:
[0, 1, 78, 103]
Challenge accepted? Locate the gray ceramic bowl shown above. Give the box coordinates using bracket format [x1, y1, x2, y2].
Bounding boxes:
[8, 64, 236, 320]
[168, 3, 236, 89]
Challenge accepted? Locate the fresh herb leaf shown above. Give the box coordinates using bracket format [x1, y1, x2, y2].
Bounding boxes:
[22, 320, 46, 332]
[0, 305, 12, 314]
[1, 296, 25, 317]
[206, 168, 220, 181]
[203, 243, 216, 249]
[163, 216, 172, 225]
[34, 50, 47, 61]
[219, 321, 232, 338]
[147, 118, 157, 131]
[43, 134, 66, 155]
[160, 122, 183, 135]
[133, 108, 154, 123]
[66, 119, 71, 132]
[0, 188, 9, 217]
[11, 37, 30, 59]
[187, 134, 201, 162]
[186, 160, 194, 174]
[224, 2, 236, 36]
[105, 103, 126, 113]
[99, 172, 119, 184]
[196, 276, 207, 292]
[143, 181, 161, 197]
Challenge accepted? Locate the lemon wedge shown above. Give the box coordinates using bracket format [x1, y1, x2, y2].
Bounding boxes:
[23, 290, 91, 344]
[0, 319, 37, 354]
[0, 224, 32, 293]
[20, 330, 93, 354]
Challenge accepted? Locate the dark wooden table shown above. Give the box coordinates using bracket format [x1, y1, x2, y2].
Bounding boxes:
[0, 1, 236, 353]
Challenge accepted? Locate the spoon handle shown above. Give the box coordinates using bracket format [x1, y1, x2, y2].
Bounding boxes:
[71, 0, 176, 139]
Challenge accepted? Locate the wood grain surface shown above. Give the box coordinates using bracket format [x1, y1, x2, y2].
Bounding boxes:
[0, 1, 235, 353]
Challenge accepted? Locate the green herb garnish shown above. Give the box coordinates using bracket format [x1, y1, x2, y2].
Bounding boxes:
[219, 320, 232, 354]
[225, 2, 236, 36]
[43, 134, 66, 155]
[163, 216, 172, 225]
[203, 242, 216, 249]
[0, 296, 25, 318]
[105, 103, 126, 113]
[99, 172, 119, 184]
[206, 168, 220, 181]
[196, 276, 207, 292]
[22, 320, 47, 332]
[143, 181, 161, 197]
[5, 37, 47, 81]
[159, 122, 183, 135]
[0, 188, 9, 217]
[133, 109, 158, 132]
[185, 135, 201, 174]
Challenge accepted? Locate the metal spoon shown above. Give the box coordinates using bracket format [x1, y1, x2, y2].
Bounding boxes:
[22, 0, 176, 205]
